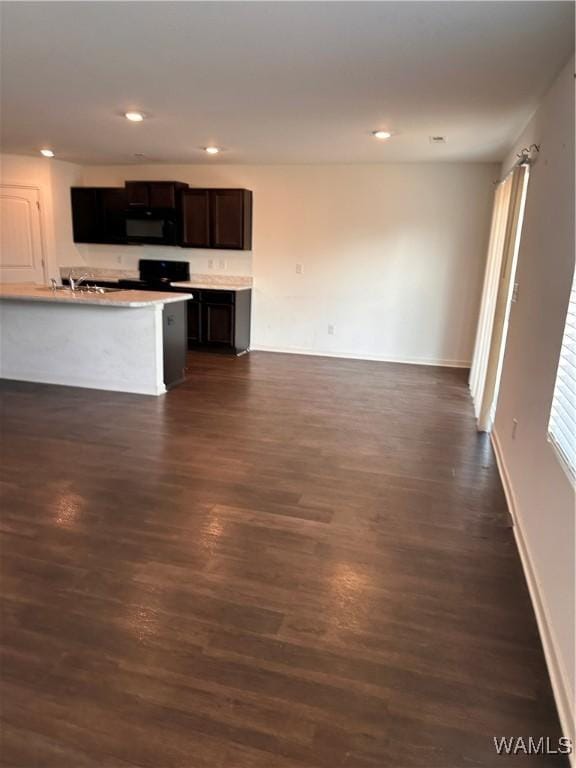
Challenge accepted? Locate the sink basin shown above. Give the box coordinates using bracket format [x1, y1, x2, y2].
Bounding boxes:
[77, 286, 123, 293]
[37, 285, 122, 294]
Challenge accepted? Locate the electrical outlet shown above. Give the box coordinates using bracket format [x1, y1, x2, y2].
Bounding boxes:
[218, 258, 226, 270]
[327, 324, 335, 336]
[512, 282, 520, 303]
[295, 263, 303, 274]
[208, 258, 214, 270]
[512, 418, 518, 440]
[116, 255, 122, 264]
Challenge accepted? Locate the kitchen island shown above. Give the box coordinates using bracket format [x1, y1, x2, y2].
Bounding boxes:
[62, 266, 254, 354]
[0, 284, 192, 395]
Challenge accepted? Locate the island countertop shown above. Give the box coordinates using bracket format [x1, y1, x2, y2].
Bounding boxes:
[0, 284, 193, 308]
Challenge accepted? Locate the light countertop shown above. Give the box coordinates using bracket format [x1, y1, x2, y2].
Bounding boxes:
[171, 280, 252, 291]
[60, 267, 138, 281]
[61, 268, 253, 292]
[0, 284, 193, 308]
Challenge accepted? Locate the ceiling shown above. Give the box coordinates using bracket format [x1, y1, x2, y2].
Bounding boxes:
[1, 1, 573, 165]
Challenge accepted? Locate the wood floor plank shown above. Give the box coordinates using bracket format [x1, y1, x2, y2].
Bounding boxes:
[0, 352, 567, 767]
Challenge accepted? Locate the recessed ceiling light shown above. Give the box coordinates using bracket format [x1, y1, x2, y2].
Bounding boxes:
[40, 149, 55, 157]
[205, 146, 220, 155]
[125, 111, 145, 122]
[372, 130, 392, 140]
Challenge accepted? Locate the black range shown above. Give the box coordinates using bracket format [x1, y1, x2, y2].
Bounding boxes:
[118, 258, 190, 292]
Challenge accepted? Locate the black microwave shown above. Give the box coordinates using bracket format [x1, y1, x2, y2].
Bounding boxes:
[125, 209, 179, 245]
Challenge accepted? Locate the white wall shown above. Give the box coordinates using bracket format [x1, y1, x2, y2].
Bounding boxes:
[492, 56, 575, 739]
[0, 155, 496, 365]
[0, 153, 82, 279]
[48, 159, 84, 270]
[81, 162, 497, 366]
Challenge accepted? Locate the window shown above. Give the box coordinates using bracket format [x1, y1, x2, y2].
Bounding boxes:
[548, 271, 576, 480]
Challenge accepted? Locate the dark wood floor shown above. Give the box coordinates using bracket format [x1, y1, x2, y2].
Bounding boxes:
[0, 352, 566, 767]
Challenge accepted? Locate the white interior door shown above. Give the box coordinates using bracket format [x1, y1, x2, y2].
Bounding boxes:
[0, 185, 46, 283]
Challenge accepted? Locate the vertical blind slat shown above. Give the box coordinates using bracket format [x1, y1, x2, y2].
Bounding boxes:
[549, 281, 576, 479]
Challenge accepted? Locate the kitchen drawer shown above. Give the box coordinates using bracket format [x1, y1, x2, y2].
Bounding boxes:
[199, 290, 235, 304]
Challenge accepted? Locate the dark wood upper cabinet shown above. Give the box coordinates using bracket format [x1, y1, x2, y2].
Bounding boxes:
[71, 187, 127, 244]
[180, 188, 252, 250]
[126, 181, 186, 209]
[72, 181, 252, 250]
[100, 188, 127, 243]
[149, 183, 177, 208]
[210, 189, 252, 250]
[71, 188, 101, 243]
[181, 190, 210, 248]
[125, 182, 149, 207]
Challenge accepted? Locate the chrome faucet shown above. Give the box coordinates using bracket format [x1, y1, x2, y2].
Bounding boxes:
[68, 271, 88, 292]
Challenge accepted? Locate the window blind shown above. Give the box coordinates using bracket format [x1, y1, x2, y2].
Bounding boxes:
[548, 274, 576, 479]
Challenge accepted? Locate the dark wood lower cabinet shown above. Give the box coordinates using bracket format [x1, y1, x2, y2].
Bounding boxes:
[187, 289, 251, 355]
[186, 300, 202, 345]
[162, 301, 188, 389]
[204, 302, 233, 345]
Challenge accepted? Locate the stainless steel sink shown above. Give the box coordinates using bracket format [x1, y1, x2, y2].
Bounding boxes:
[38, 285, 122, 294]
[76, 286, 123, 293]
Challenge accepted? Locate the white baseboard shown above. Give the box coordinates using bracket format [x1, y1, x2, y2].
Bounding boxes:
[0, 371, 166, 397]
[251, 344, 470, 368]
[491, 429, 575, 758]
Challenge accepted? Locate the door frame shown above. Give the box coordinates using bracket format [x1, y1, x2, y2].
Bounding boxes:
[476, 165, 530, 432]
[0, 183, 48, 283]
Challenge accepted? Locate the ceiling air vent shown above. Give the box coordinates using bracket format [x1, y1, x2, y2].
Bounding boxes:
[429, 136, 446, 144]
